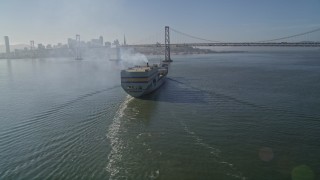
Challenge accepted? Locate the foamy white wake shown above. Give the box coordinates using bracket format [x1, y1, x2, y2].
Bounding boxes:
[106, 95, 134, 179]
[172, 111, 247, 180]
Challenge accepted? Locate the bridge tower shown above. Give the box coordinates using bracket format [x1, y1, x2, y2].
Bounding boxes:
[164, 26, 173, 62]
[30, 40, 35, 58]
[75, 34, 82, 60]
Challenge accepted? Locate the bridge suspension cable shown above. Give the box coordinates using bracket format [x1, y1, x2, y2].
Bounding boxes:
[131, 30, 163, 45]
[127, 26, 320, 47]
[170, 27, 224, 43]
[256, 27, 320, 43]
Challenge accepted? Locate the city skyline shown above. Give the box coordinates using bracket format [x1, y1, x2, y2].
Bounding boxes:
[1, 0, 320, 45]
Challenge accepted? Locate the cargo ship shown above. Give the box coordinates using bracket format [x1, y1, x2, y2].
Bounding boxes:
[121, 62, 169, 97]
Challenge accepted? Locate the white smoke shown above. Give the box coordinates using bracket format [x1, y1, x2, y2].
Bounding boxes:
[120, 48, 148, 69]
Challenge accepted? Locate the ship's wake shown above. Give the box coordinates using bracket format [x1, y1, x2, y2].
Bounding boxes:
[169, 108, 247, 180]
[106, 95, 134, 179]
[167, 77, 319, 121]
[0, 85, 121, 141]
[105, 95, 162, 179]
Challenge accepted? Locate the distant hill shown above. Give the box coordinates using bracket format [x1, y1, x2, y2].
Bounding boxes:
[0, 44, 29, 53]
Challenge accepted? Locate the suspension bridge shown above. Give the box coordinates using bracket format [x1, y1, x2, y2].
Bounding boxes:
[127, 26, 320, 48]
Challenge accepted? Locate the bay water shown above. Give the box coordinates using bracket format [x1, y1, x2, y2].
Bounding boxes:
[1, 51, 319, 179]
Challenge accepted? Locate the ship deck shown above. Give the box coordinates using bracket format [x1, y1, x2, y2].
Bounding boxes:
[125, 66, 153, 72]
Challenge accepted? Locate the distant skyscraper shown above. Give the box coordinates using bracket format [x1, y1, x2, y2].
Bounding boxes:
[99, 36, 103, 46]
[4, 36, 10, 53]
[123, 34, 127, 46]
[30, 40, 35, 50]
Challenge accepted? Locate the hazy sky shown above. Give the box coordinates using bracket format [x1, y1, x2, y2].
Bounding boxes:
[1, 0, 319, 45]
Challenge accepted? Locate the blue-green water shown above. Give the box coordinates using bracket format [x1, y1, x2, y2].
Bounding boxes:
[0, 51, 319, 179]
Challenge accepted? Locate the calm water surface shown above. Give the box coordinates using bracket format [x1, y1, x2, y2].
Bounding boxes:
[0, 51, 320, 179]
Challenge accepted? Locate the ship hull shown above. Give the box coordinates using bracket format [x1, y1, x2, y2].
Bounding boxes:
[121, 76, 166, 97]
